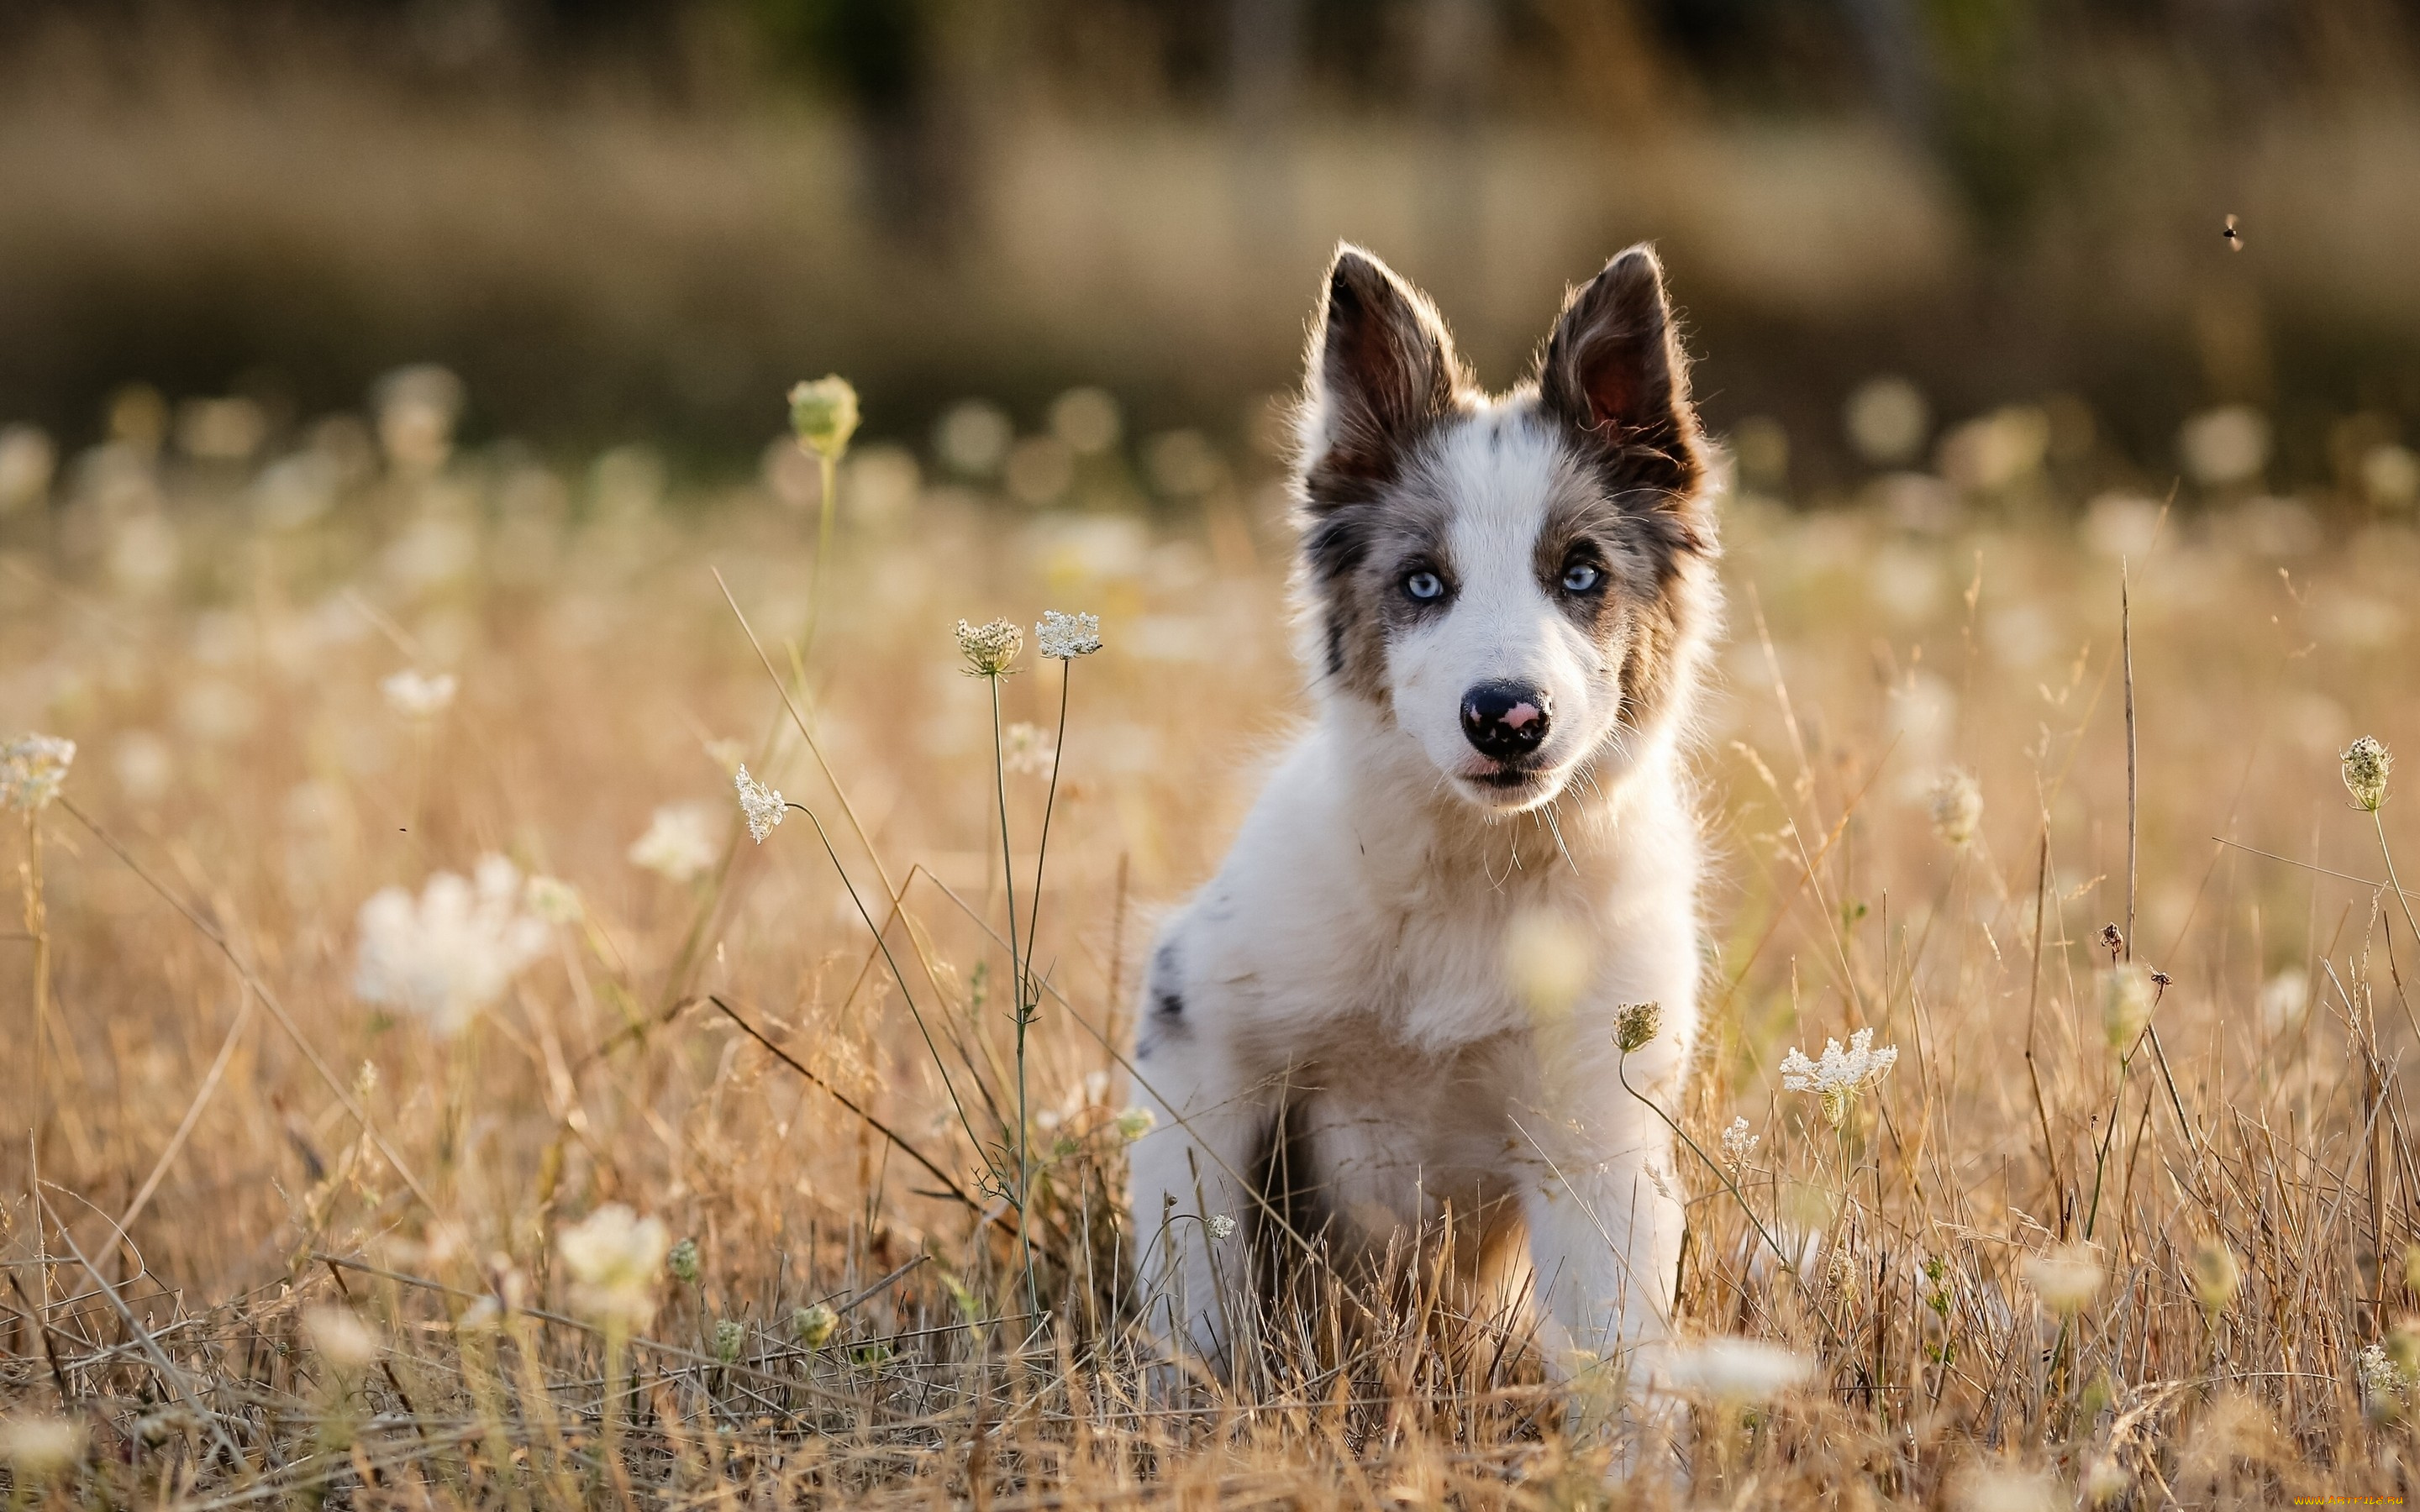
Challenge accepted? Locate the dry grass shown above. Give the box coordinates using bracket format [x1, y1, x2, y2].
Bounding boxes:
[3, 405, 2419, 1508]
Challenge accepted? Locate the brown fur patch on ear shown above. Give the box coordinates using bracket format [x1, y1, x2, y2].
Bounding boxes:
[1302, 246, 1466, 487]
[1537, 245, 1710, 530]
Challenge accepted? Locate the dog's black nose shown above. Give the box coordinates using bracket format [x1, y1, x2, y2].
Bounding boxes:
[1460, 681, 1551, 759]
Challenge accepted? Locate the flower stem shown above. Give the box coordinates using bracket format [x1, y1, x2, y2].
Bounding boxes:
[801, 452, 839, 661]
[1618, 1052, 1843, 1348]
[987, 673, 1039, 1321]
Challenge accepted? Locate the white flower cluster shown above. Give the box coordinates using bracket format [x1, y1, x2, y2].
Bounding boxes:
[353, 855, 550, 1036]
[1002, 722, 1057, 778]
[558, 1204, 671, 1330]
[1928, 768, 1983, 848]
[1780, 1026, 1899, 1127]
[381, 669, 457, 719]
[1, 733, 75, 812]
[629, 803, 720, 882]
[1720, 1116, 1759, 1171]
[735, 765, 786, 843]
[1035, 609, 1102, 660]
[1656, 1337, 1815, 1404]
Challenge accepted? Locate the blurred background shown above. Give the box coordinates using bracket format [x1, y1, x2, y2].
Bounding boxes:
[0, 0, 2416, 507]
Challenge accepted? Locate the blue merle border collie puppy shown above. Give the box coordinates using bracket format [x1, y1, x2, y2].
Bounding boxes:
[1128, 243, 1721, 1422]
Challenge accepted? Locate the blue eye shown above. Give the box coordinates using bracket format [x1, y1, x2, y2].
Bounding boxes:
[1561, 562, 1602, 593]
[1405, 570, 1445, 601]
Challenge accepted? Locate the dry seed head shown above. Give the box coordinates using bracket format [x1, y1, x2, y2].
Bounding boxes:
[0, 732, 75, 812]
[787, 376, 860, 460]
[955, 618, 1023, 676]
[1928, 768, 1984, 848]
[1614, 1001, 1663, 1053]
[2024, 1244, 2105, 1315]
[792, 1302, 838, 1348]
[2100, 963, 2158, 1052]
[2344, 735, 2392, 812]
[2190, 1237, 2241, 1314]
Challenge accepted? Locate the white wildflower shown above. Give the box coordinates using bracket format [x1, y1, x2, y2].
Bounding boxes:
[1, 733, 76, 812]
[629, 803, 720, 883]
[667, 1238, 700, 1284]
[303, 1305, 379, 1373]
[1928, 768, 1984, 848]
[713, 1318, 744, 1363]
[1720, 1116, 1759, 1171]
[1207, 1214, 1238, 1240]
[1954, 1467, 2062, 1512]
[1035, 609, 1102, 659]
[381, 669, 457, 719]
[559, 1205, 671, 1330]
[1655, 1337, 1815, 1404]
[1114, 1105, 1156, 1142]
[1002, 722, 1057, 778]
[2023, 1243, 2105, 1315]
[735, 764, 786, 843]
[0, 1414, 85, 1477]
[353, 854, 550, 1037]
[1779, 1026, 1899, 1127]
[523, 874, 583, 924]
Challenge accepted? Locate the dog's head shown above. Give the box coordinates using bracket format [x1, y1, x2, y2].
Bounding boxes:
[1292, 244, 1721, 813]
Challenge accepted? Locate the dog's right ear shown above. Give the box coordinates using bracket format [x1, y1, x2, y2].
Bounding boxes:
[1297, 246, 1463, 489]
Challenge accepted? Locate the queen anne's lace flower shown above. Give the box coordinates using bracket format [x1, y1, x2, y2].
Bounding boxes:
[1035, 609, 1102, 659]
[629, 804, 719, 882]
[1928, 769, 1983, 848]
[2344, 735, 2392, 813]
[1780, 1027, 1899, 1127]
[787, 376, 860, 460]
[558, 1205, 671, 1330]
[0, 733, 75, 812]
[381, 669, 457, 719]
[955, 618, 1023, 676]
[523, 875, 583, 924]
[1656, 1338, 1815, 1404]
[1002, 723, 1056, 778]
[353, 855, 550, 1036]
[1720, 1116, 1759, 1171]
[735, 765, 786, 843]
[1207, 1214, 1238, 1240]
[792, 1302, 838, 1348]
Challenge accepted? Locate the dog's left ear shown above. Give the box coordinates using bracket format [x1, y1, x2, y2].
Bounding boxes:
[1538, 246, 1707, 504]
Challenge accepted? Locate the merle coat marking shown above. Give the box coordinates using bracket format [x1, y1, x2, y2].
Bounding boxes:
[1128, 244, 1721, 1412]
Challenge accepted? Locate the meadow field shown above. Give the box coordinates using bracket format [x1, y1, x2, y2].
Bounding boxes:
[4, 375, 2420, 1508]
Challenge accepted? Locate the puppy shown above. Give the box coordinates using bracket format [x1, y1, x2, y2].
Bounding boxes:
[1126, 244, 1720, 1413]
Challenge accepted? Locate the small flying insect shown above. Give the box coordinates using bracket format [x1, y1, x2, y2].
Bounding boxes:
[2222, 213, 2243, 250]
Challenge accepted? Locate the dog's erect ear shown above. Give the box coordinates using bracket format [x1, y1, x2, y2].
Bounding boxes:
[1539, 246, 1698, 466]
[1299, 245, 1463, 487]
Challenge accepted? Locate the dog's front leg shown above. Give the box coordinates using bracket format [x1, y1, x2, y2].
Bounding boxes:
[1518, 1119, 1685, 1436]
[1126, 1032, 1271, 1383]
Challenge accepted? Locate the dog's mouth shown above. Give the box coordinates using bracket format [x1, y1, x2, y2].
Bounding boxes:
[1453, 757, 1560, 807]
